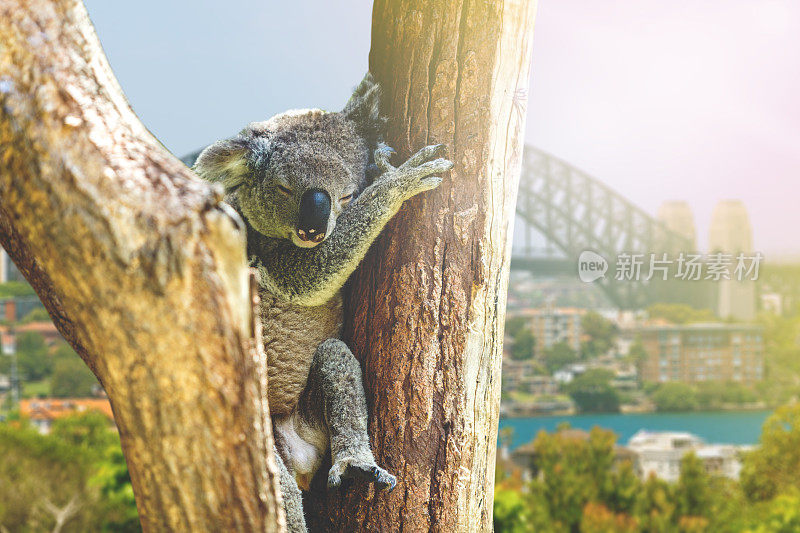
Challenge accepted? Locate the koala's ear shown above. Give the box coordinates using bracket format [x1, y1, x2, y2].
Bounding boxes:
[192, 138, 251, 191]
[341, 72, 385, 147]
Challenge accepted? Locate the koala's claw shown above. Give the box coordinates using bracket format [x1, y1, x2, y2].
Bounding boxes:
[327, 459, 397, 492]
[401, 143, 448, 169]
[415, 157, 454, 176]
[374, 143, 397, 173]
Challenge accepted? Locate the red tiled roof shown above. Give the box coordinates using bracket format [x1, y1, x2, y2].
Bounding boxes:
[19, 398, 114, 422]
[0, 322, 62, 344]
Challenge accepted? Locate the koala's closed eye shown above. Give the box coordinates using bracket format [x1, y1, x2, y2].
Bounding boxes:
[339, 192, 354, 204]
[277, 184, 292, 196]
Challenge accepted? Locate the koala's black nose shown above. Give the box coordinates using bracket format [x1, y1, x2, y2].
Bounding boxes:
[297, 188, 331, 243]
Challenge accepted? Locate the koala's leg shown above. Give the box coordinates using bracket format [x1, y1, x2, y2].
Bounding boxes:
[300, 338, 396, 491]
[274, 444, 308, 533]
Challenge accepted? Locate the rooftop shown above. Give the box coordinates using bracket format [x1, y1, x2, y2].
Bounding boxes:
[20, 398, 114, 422]
[637, 322, 762, 332]
[628, 430, 704, 450]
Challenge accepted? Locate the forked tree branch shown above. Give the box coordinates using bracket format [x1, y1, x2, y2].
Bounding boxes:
[0, 1, 284, 531]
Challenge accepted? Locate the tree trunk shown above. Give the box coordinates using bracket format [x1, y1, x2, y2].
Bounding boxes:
[313, 1, 537, 531]
[0, 2, 285, 531]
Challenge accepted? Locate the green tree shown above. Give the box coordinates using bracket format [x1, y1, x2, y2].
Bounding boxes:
[626, 338, 648, 365]
[750, 489, 800, 533]
[493, 488, 533, 533]
[16, 331, 52, 381]
[675, 452, 711, 520]
[0, 422, 92, 531]
[511, 328, 536, 360]
[651, 382, 698, 412]
[634, 473, 675, 532]
[603, 460, 640, 515]
[0, 416, 140, 532]
[91, 444, 141, 532]
[51, 350, 98, 397]
[499, 426, 514, 450]
[53, 413, 140, 532]
[51, 411, 117, 451]
[566, 369, 620, 413]
[532, 426, 617, 530]
[580, 311, 618, 359]
[543, 341, 579, 373]
[695, 381, 757, 409]
[0, 280, 36, 298]
[706, 477, 754, 533]
[505, 316, 528, 338]
[579, 502, 638, 533]
[754, 313, 800, 405]
[19, 307, 52, 324]
[647, 303, 715, 325]
[741, 403, 800, 502]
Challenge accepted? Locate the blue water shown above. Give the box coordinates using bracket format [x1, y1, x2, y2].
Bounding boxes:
[499, 410, 772, 449]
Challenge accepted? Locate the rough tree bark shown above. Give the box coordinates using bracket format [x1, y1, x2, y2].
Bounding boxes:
[312, 1, 537, 531]
[0, 1, 285, 531]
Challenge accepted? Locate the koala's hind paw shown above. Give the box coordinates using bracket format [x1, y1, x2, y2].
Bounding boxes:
[327, 458, 397, 492]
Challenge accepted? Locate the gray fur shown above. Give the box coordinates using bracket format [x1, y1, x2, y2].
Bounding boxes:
[193, 73, 452, 532]
[275, 445, 308, 532]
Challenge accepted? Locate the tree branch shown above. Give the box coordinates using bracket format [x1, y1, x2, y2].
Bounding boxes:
[0, 1, 284, 530]
[41, 494, 81, 533]
[311, 0, 537, 530]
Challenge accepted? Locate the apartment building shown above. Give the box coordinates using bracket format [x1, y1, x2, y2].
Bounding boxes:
[637, 323, 764, 384]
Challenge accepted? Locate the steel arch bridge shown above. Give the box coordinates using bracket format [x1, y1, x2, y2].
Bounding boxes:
[512, 146, 696, 309]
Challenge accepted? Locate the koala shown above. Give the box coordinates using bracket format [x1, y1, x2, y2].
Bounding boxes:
[193, 74, 453, 532]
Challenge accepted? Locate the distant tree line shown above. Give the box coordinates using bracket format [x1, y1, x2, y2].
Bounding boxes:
[0, 331, 98, 403]
[648, 381, 760, 412]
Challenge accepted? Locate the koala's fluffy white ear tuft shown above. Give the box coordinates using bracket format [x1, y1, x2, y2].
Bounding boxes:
[342, 72, 385, 148]
[193, 138, 251, 191]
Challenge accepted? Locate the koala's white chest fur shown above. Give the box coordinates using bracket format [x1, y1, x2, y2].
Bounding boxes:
[274, 413, 329, 490]
[258, 288, 343, 417]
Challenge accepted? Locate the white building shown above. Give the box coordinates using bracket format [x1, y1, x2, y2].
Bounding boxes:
[553, 363, 587, 384]
[0, 248, 8, 283]
[0, 247, 22, 283]
[627, 430, 747, 482]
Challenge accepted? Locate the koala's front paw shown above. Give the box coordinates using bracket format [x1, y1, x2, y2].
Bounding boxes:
[374, 143, 453, 200]
[327, 457, 397, 492]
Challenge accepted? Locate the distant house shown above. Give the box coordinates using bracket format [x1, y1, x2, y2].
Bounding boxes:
[11, 321, 61, 344]
[19, 398, 114, 434]
[508, 304, 586, 354]
[510, 428, 637, 481]
[501, 358, 560, 396]
[554, 360, 639, 390]
[0, 321, 62, 347]
[553, 363, 587, 384]
[0, 297, 46, 323]
[626, 430, 747, 482]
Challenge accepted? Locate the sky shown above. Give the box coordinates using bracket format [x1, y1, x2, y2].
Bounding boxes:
[84, 1, 800, 257]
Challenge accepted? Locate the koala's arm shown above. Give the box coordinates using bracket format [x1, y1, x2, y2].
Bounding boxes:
[252, 144, 452, 306]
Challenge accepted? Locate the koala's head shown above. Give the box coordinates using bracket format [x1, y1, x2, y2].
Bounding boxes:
[194, 75, 383, 248]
